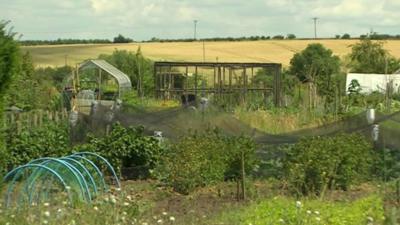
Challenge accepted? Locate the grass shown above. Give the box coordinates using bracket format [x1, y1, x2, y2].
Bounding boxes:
[22, 40, 400, 67]
[234, 107, 336, 134]
[210, 195, 384, 225]
[0, 179, 388, 225]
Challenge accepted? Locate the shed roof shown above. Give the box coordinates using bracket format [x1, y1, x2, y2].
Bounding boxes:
[79, 59, 132, 92]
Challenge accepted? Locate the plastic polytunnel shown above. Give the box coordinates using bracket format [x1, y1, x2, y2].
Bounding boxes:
[2, 152, 121, 207]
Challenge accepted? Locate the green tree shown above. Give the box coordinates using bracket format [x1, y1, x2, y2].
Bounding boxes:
[348, 39, 400, 74]
[341, 33, 351, 39]
[289, 43, 340, 109]
[0, 21, 20, 172]
[113, 34, 133, 43]
[99, 49, 154, 96]
[286, 34, 296, 40]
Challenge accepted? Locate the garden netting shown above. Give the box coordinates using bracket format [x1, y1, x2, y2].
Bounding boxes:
[74, 103, 400, 150]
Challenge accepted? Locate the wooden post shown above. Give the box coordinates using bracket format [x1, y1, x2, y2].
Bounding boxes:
[98, 68, 102, 100]
[213, 66, 216, 90]
[195, 66, 198, 97]
[185, 66, 189, 104]
[38, 110, 43, 127]
[243, 67, 247, 102]
[154, 64, 157, 98]
[241, 151, 246, 200]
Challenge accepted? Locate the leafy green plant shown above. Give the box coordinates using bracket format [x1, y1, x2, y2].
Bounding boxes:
[155, 129, 257, 194]
[76, 123, 163, 175]
[211, 194, 384, 225]
[5, 121, 71, 169]
[283, 133, 374, 196]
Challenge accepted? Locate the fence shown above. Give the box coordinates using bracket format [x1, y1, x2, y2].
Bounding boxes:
[2, 109, 69, 134]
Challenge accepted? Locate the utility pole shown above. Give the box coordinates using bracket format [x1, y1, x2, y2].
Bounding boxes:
[193, 20, 198, 40]
[312, 17, 318, 39]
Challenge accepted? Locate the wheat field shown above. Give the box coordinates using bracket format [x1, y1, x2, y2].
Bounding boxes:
[22, 40, 400, 67]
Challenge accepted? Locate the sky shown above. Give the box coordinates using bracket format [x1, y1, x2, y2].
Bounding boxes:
[1, 0, 399, 41]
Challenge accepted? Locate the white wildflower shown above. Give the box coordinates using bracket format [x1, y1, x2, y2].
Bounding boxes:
[43, 220, 48, 224]
[279, 218, 284, 223]
[116, 188, 121, 192]
[121, 216, 126, 221]
[169, 216, 175, 222]
[93, 206, 99, 211]
[123, 211, 128, 216]
[306, 210, 311, 215]
[11, 214, 15, 218]
[162, 211, 168, 216]
[314, 211, 320, 215]
[43, 202, 50, 207]
[44, 211, 50, 217]
[316, 217, 321, 221]
[142, 222, 148, 225]
[111, 197, 117, 204]
[57, 208, 62, 214]
[65, 186, 71, 190]
[62, 201, 68, 205]
[295, 201, 302, 208]
[367, 216, 374, 223]
[157, 219, 163, 223]
[123, 202, 130, 206]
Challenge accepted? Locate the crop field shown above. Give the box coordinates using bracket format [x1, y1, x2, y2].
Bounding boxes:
[23, 40, 400, 67]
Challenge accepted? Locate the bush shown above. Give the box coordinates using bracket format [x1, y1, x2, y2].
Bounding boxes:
[155, 129, 257, 194]
[76, 123, 163, 174]
[5, 121, 71, 169]
[283, 133, 374, 196]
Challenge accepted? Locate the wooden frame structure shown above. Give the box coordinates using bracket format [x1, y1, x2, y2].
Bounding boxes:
[154, 61, 283, 106]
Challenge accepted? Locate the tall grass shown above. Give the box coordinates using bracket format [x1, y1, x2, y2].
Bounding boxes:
[234, 107, 336, 134]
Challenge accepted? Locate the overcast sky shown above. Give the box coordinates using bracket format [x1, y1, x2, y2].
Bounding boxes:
[1, 0, 399, 40]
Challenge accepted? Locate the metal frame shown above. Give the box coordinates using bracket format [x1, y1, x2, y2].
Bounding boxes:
[154, 61, 283, 106]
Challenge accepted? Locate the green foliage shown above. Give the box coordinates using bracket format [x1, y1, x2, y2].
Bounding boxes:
[289, 43, 340, 97]
[4, 52, 68, 111]
[98, 49, 154, 96]
[4, 121, 71, 169]
[155, 129, 257, 194]
[113, 34, 133, 43]
[76, 123, 163, 174]
[283, 133, 374, 196]
[0, 21, 19, 97]
[0, 21, 20, 169]
[341, 33, 351, 39]
[212, 195, 384, 225]
[348, 39, 400, 74]
[286, 34, 296, 40]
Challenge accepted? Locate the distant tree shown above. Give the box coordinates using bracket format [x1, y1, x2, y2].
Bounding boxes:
[348, 39, 400, 74]
[272, 35, 285, 40]
[289, 43, 340, 109]
[335, 35, 341, 39]
[286, 34, 296, 40]
[113, 34, 133, 43]
[341, 33, 351, 39]
[98, 49, 154, 96]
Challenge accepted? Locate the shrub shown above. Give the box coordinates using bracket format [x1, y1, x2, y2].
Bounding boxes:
[5, 121, 71, 169]
[283, 133, 374, 196]
[76, 123, 163, 174]
[155, 129, 257, 194]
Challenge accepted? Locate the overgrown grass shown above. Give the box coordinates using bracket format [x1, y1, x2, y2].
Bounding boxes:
[210, 195, 384, 225]
[122, 91, 180, 112]
[234, 108, 337, 134]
